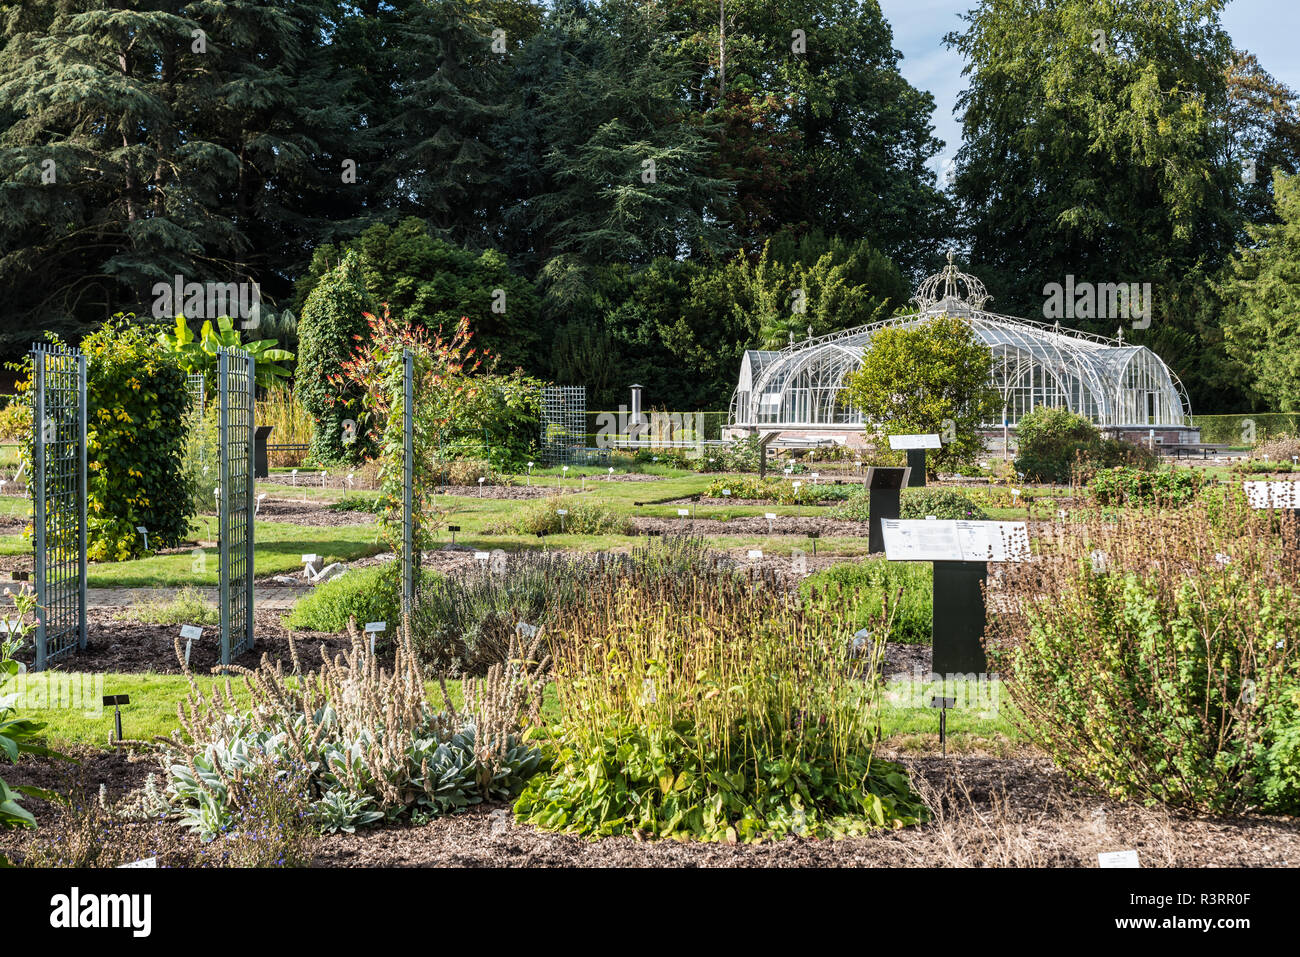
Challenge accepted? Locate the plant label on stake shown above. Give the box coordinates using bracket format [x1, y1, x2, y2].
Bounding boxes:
[364, 620, 385, 657]
[447, 524, 460, 545]
[556, 509, 568, 532]
[765, 512, 776, 534]
[136, 526, 149, 552]
[474, 551, 490, 566]
[180, 624, 202, 666]
[747, 549, 763, 560]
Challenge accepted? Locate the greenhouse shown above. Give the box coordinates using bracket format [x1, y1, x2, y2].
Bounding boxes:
[728, 253, 1193, 440]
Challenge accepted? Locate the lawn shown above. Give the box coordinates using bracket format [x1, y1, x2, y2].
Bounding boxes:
[24, 671, 1020, 753]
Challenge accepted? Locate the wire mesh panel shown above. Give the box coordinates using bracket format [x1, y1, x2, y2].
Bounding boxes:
[218, 347, 255, 665]
[540, 386, 586, 465]
[401, 349, 415, 618]
[31, 344, 87, 671]
[186, 373, 205, 420]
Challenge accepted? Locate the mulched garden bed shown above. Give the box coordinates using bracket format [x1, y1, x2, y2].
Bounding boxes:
[2, 749, 1296, 868]
[12, 608, 360, 675]
[631, 514, 869, 539]
[254, 498, 380, 526]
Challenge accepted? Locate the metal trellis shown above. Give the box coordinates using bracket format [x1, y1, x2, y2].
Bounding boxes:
[218, 347, 255, 666]
[31, 344, 87, 671]
[540, 385, 587, 465]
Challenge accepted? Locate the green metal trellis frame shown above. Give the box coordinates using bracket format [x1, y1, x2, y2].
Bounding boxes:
[31, 344, 87, 671]
[218, 346, 255, 666]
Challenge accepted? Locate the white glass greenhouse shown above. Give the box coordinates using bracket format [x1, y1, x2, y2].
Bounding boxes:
[728, 253, 1192, 437]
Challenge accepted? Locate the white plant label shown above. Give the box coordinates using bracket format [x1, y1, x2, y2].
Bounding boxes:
[677, 509, 690, 517]
[364, 621, 386, 633]
[556, 509, 568, 516]
[118, 858, 157, 869]
[1098, 850, 1140, 868]
[179, 625, 202, 641]
[765, 512, 777, 520]
[747, 549, 763, 559]
[301, 553, 318, 563]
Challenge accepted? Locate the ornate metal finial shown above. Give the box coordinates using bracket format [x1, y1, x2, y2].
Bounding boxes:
[911, 250, 992, 313]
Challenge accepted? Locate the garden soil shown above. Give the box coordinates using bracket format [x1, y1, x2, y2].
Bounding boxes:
[3, 750, 1297, 868]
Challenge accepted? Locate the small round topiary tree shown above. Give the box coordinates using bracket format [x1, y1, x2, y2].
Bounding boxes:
[296, 250, 373, 464]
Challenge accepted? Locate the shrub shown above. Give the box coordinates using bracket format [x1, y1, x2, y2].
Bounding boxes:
[485, 496, 632, 535]
[1088, 466, 1204, 506]
[160, 621, 546, 839]
[901, 487, 987, 520]
[1013, 406, 1100, 484]
[285, 563, 407, 634]
[77, 319, 193, 561]
[297, 250, 374, 465]
[833, 486, 987, 522]
[0, 399, 28, 442]
[514, 562, 924, 841]
[799, 559, 933, 645]
[704, 477, 849, 504]
[987, 496, 1300, 813]
[1096, 437, 1160, 470]
[433, 458, 505, 486]
[412, 550, 595, 674]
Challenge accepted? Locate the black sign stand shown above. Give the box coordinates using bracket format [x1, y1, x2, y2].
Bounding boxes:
[905, 448, 927, 487]
[931, 561, 988, 674]
[865, 466, 911, 554]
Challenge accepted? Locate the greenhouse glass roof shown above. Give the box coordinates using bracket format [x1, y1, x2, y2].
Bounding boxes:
[729, 253, 1191, 431]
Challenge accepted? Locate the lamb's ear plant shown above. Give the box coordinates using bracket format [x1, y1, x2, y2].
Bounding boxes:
[159, 613, 546, 841]
[0, 586, 64, 851]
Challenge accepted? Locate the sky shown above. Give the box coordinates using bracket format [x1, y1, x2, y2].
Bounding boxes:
[877, 0, 1300, 177]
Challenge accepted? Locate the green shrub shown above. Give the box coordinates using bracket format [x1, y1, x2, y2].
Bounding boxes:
[285, 564, 407, 633]
[0, 399, 28, 442]
[296, 250, 373, 465]
[412, 550, 595, 674]
[704, 476, 849, 504]
[80, 318, 193, 561]
[833, 486, 987, 522]
[901, 487, 987, 520]
[327, 495, 383, 514]
[1088, 466, 1205, 506]
[432, 458, 506, 486]
[1095, 437, 1160, 470]
[987, 498, 1300, 814]
[1013, 406, 1100, 484]
[799, 560, 933, 645]
[515, 563, 924, 841]
[485, 496, 632, 535]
